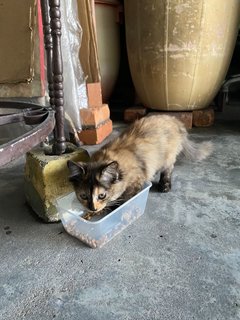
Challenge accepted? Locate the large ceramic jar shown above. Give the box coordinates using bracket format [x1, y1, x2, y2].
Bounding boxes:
[125, 0, 240, 111]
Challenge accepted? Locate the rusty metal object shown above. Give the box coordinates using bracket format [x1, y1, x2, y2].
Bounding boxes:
[0, 107, 47, 126]
[40, 0, 66, 155]
[40, 0, 60, 152]
[0, 0, 68, 166]
[49, 0, 66, 155]
[40, 0, 54, 107]
[0, 101, 55, 167]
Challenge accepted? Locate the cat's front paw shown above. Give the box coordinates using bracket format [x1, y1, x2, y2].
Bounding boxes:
[158, 181, 171, 193]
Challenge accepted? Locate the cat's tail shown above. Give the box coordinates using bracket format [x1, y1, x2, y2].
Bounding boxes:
[182, 137, 213, 161]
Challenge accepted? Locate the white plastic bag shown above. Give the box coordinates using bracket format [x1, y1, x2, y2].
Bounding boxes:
[61, 0, 88, 131]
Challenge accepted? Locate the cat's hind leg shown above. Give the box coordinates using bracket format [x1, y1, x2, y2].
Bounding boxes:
[158, 140, 182, 193]
[158, 165, 174, 193]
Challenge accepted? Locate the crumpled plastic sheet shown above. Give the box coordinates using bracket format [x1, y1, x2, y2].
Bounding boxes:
[60, 0, 88, 131]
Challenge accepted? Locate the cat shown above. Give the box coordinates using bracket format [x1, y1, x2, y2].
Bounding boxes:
[67, 115, 212, 217]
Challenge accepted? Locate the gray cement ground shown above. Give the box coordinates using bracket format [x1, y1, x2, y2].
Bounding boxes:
[0, 108, 240, 320]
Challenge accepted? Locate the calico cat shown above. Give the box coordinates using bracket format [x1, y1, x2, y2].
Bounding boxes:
[67, 115, 212, 217]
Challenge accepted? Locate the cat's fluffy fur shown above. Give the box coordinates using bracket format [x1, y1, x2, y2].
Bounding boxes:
[68, 115, 212, 214]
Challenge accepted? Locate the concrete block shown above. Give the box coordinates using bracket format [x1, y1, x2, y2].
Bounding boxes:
[24, 146, 90, 222]
[78, 119, 113, 145]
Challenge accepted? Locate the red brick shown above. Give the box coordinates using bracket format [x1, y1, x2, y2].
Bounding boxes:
[124, 106, 147, 122]
[78, 119, 113, 145]
[192, 107, 215, 127]
[87, 82, 102, 108]
[80, 104, 110, 127]
[147, 111, 193, 129]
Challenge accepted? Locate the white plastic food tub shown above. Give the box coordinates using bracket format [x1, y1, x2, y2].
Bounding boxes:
[56, 182, 151, 248]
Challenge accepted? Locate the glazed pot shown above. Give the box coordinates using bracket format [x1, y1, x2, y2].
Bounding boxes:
[125, 0, 240, 110]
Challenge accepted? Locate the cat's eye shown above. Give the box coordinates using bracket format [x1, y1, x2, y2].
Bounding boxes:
[98, 193, 106, 200]
[80, 193, 88, 200]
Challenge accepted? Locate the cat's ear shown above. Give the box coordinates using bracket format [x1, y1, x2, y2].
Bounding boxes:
[100, 161, 120, 183]
[67, 160, 86, 181]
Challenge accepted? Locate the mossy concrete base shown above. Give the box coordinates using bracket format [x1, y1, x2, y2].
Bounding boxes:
[24, 146, 90, 222]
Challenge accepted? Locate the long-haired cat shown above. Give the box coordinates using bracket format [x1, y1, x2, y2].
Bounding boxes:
[67, 115, 212, 217]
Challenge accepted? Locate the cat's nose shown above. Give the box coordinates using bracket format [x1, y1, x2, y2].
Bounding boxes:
[88, 203, 97, 212]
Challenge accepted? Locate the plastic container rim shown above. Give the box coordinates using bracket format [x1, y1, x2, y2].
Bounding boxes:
[57, 181, 152, 226]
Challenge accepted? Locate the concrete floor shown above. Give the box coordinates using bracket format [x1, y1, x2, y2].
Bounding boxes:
[0, 108, 240, 320]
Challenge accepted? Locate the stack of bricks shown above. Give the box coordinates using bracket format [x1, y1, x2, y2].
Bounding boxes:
[124, 106, 215, 129]
[78, 83, 113, 145]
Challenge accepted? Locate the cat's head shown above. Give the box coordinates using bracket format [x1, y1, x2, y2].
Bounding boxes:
[67, 160, 123, 212]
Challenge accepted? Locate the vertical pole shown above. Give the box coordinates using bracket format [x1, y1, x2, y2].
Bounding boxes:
[40, 0, 54, 107]
[49, 0, 66, 154]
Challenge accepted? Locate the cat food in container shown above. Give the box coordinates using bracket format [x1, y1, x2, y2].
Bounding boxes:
[56, 182, 151, 248]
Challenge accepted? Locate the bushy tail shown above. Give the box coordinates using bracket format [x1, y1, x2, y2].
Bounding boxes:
[182, 138, 213, 161]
